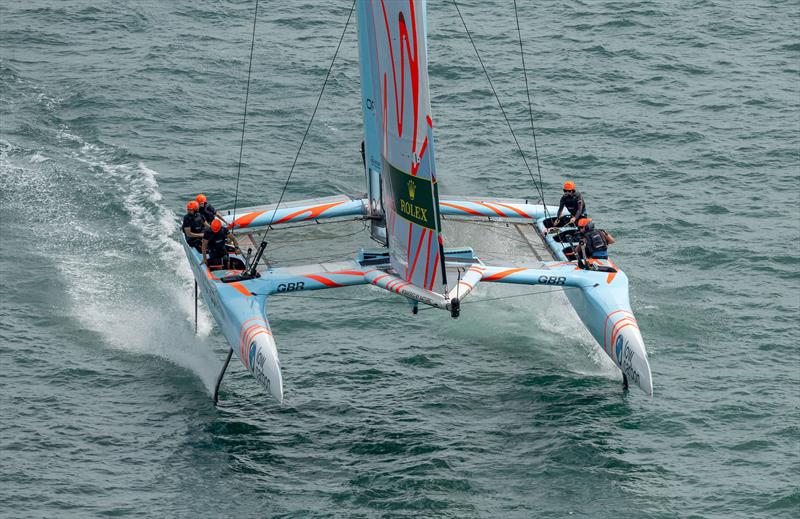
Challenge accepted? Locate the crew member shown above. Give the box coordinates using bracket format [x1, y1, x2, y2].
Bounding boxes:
[576, 217, 615, 268]
[196, 194, 225, 226]
[544, 181, 587, 229]
[202, 219, 241, 269]
[182, 200, 205, 251]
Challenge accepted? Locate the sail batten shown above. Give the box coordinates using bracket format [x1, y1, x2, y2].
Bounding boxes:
[357, 0, 445, 293]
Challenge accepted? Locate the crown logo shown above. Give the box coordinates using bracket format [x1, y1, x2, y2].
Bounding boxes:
[407, 179, 416, 201]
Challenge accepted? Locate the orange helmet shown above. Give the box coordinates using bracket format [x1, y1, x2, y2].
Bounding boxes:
[196, 194, 207, 204]
[577, 217, 592, 228]
[210, 219, 222, 232]
[187, 200, 199, 211]
[563, 181, 576, 191]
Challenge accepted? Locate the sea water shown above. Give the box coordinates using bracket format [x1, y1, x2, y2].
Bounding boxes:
[1, 1, 798, 517]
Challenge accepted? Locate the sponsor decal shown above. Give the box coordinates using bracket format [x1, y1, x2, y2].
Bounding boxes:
[397, 286, 435, 306]
[385, 160, 436, 230]
[615, 335, 624, 363]
[251, 343, 271, 392]
[617, 334, 642, 388]
[277, 282, 305, 293]
[369, 157, 382, 171]
[249, 342, 257, 370]
[538, 275, 566, 285]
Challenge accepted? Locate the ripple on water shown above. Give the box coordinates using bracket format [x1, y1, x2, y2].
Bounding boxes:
[2, 0, 799, 517]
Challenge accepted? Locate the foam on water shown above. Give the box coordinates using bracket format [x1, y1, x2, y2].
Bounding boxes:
[1, 124, 220, 392]
[28, 151, 49, 163]
[443, 219, 619, 379]
[3, 1, 798, 516]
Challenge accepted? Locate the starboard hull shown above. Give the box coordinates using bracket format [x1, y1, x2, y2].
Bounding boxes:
[439, 198, 653, 395]
[536, 219, 653, 396]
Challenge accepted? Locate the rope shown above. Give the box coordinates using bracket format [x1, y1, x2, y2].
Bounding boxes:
[461, 284, 594, 305]
[230, 0, 260, 229]
[442, 219, 533, 244]
[254, 0, 356, 248]
[263, 221, 369, 251]
[451, 0, 548, 211]
[513, 0, 549, 218]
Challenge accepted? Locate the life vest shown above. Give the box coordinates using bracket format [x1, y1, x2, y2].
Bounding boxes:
[206, 229, 228, 257]
[561, 191, 586, 217]
[184, 212, 205, 233]
[199, 203, 216, 223]
[583, 229, 608, 256]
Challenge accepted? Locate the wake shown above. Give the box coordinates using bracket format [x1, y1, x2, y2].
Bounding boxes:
[0, 127, 222, 393]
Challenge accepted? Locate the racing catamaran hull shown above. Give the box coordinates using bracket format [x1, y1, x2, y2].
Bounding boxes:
[184, 196, 652, 400]
[181, 0, 652, 402]
[183, 242, 283, 402]
[442, 199, 653, 396]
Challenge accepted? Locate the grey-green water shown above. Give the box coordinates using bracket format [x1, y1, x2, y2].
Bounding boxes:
[1, 1, 798, 517]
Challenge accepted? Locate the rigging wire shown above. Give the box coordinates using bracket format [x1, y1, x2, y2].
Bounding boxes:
[228, 2, 555, 279]
[513, 0, 549, 218]
[460, 284, 596, 305]
[252, 0, 356, 249]
[236, 216, 367, 240]
[257, 220, 369, 251]
[230, 0, 260, 228]
[451, 0, 548, 211]
[274, 284, 592, 310]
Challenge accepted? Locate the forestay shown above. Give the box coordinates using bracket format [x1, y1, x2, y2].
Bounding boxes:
[357, 0, 446, 293]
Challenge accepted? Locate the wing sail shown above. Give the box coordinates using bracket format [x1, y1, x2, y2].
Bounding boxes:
[357, 0, 446, 293]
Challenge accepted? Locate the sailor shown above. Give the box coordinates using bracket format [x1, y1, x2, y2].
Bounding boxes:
[196, 194, 225, 226]
[182, 200, 206, 251]
[544, 181, 587, 229]
[202, 219, 241, 268]
[576, 217, 615, 268]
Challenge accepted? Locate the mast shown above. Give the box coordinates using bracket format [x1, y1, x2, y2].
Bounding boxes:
[356, 0, 386, 245]
[356, 0, 447, 293]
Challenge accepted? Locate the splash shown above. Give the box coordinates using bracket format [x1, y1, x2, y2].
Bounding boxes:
[441, 219, 619, 379]
[0, 129, 221, 392]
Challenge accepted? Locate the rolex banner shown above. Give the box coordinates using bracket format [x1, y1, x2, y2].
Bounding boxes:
[386, 161, 436, 231]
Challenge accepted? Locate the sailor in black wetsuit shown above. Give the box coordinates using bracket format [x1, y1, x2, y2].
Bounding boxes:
[196, 194, 224, 227]
[576, 218, 616, 269]
[201, 219, 241, 269]
[544, 181, 588, 229]
[182, 200, 205, 251]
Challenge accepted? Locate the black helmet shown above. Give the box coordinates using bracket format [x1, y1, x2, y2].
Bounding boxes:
[584, 220, 595, 231]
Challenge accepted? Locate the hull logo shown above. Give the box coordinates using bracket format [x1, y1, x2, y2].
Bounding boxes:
[249, 342, 257, 370]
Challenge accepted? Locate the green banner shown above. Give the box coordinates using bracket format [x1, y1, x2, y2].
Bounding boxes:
[385, 160, 437, 230]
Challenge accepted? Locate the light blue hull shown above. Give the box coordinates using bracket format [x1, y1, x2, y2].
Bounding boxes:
[184, 196, 652, 401]
[184, 242, 282, 401]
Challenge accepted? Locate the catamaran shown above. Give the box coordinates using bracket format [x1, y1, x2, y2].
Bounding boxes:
[182, 0, 653, 403]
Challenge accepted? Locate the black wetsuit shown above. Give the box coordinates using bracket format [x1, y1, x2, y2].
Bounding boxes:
[543, 190, 588, 228]
[182, 212, 205, 250]
[558, 191, 586, 220]
[199, 202, 216, 224]
[203, 227, 229, 267]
